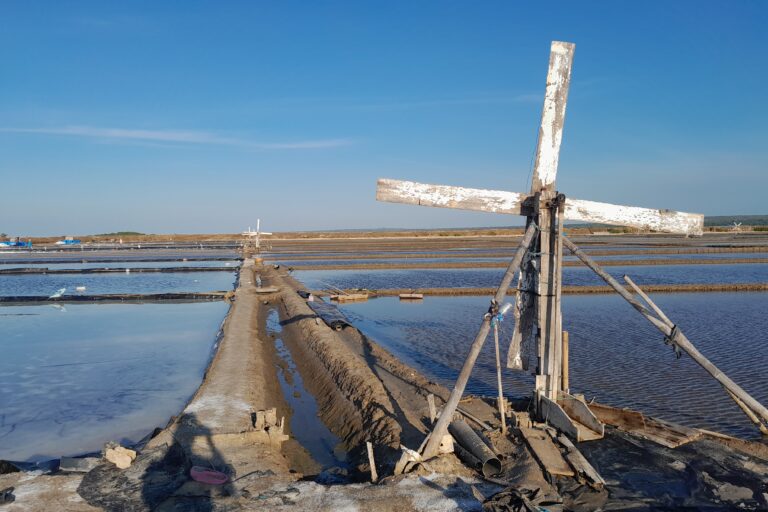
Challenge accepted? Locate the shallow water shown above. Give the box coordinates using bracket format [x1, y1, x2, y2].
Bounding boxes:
[0, 302, 229, 461]
[0, 271, 237, 296]
[333, 293, 768, 438]
[0, 261, 240, 270]
[296, 263, 768, 290]
[267, 310, 345, 470]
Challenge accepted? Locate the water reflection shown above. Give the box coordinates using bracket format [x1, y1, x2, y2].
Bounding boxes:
[0, 271, 237, 296]
[334, 293, 768, 438]
[296, 263, 768, 290]
[0, 302, 229, 461]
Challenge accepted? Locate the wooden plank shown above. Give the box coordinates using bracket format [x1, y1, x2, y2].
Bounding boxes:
[539, 395, 579, 440]
[558, 394, 604, 440]
[565, 198, 704, 236]
[588, 402, 646, 431]
[376, 179, 528, 215]
[530, 41, 575, 192]
[556, 433, 606, 489]
[519, 424, 575, 477]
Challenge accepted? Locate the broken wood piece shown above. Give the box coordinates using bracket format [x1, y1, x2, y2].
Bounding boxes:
[366, 442, 378, 483]
[558, 393, 604, 441]
[427, 394, 437, 424]
[330, 293, 369, 302]
[539, 395, 603, 442]
[587, 402, 700, 448]
[518, 425, 574, 478]
[555, 433, 605, 489]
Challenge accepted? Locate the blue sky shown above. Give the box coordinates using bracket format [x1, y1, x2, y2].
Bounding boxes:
[1, 1, 766, 236]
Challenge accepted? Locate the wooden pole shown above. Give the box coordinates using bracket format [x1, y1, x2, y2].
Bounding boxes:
[561, 330, 569, 393]
[564, 236, 768, 425]
[624, 275, 768, 434]
[366, 442, 378, 483]
[493, 322, 507, 433]
[420, 223, 538, 461]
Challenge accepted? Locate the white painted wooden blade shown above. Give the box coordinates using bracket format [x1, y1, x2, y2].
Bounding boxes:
[376, 178, 527, 215]
[565, 198, 704, 236]
[531, 41, 575, 193]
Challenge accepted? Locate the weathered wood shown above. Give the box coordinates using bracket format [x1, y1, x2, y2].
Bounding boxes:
[427, 394, 437, 424]
[555, 433, 606, 489]
[566, 198, 704, 236]
[539, 395, 580, 440]
[329, 293, 369, 302]
[421, 223, 538, 460]
[366, 442, 378, 483]
[588, 402, 646, 431]
[492, 322, 507, 433]
[557, 394, 604, 440]
[375, 178, 704, 236]
[625, 275, 768, 434]
[565, 236, 768, 425]
[541, 395, 602, 442]
[376, 178, 529, 215]
[530, 41, 575, 192]
[561, 330, 569, 392]
[518, 424, 575, 477]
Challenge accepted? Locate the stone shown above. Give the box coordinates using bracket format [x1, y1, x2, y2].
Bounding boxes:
[105, 446, 137, 469]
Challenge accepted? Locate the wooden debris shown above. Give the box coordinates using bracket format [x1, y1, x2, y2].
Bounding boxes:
[254, 286, 279, 294]
[398, 293, 424, 300]
[518, 425, 574, 478]
[366, 442, 378, 483]
[539, 395, 603, 442]
[587, 402, 700, 448]
[330, 293, 369, 302]
[427, 394, 437, 424]
[554, 432, 605, 489]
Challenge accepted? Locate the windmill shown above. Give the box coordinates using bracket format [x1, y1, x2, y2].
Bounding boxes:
[376, 41, 768, 462]
[241, 219, 272, 254]
[731, 221, 742, 233]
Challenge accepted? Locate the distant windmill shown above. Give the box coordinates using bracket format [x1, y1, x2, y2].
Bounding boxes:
[241, 219, 272, 253]
[731, 222, 742, 233]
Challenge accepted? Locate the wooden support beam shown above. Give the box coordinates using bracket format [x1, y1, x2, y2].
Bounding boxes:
[421, 223, 538, 461]
[561, 330, 570, 393]
[624, 275, 768, 435]
[564, 236, 768, 425]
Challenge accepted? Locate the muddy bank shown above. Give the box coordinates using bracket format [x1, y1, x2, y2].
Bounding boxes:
[268, 246, 768, 261]
[312, 282, 768, 297]
[261, 264, 499, 473]
[292, 257, 768, 271]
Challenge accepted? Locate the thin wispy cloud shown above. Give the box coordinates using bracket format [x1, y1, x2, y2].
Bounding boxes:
[0, 126, 352, 150]
[348, 93, 542, 111]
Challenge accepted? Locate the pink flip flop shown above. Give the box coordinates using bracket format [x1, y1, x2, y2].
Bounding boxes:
[190, 466, 229, 485]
